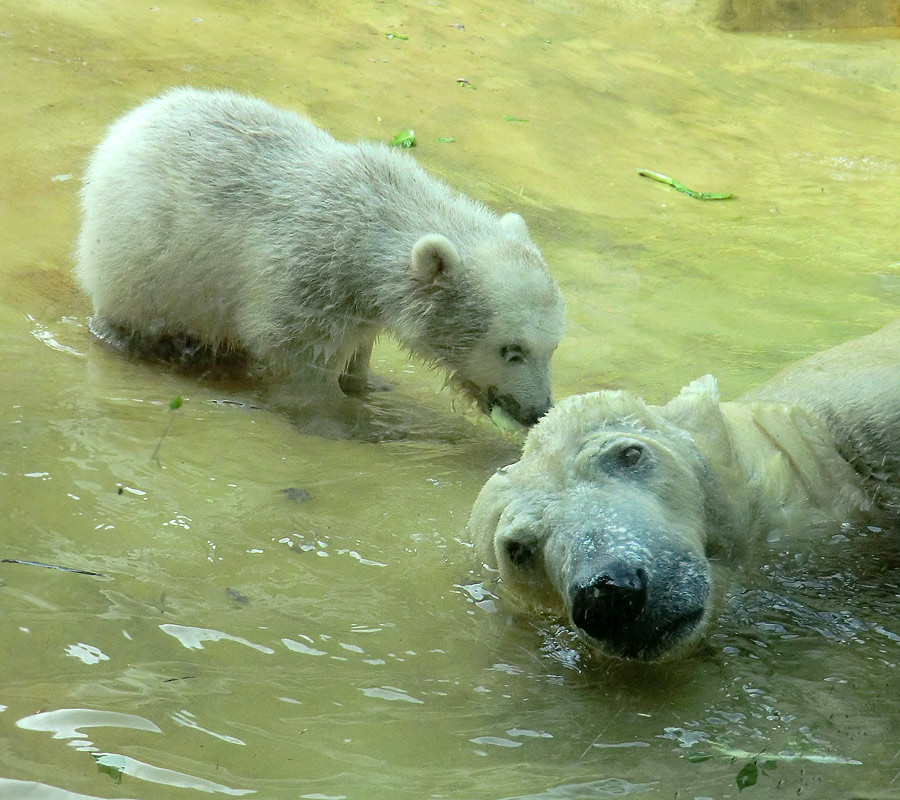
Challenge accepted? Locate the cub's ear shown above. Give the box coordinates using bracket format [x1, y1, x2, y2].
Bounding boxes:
[501, 212, 531, 241]
[411, 234, 460, 286]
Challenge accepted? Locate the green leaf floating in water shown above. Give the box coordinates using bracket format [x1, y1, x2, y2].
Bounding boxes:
[637, 168, 734, 201]
[389, 129, 416, 148]
[735, 760, 758, 790]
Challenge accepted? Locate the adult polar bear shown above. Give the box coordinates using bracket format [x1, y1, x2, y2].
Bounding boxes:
[469, 320, 900, 662]
[75, 88, 564, 430]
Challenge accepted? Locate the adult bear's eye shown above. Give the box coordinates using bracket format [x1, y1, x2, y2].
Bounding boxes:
[579, 438, 652, 478]
[617, 443, 644, 469]
[504, 538, 535, 567]
[500, 344, 527, 364]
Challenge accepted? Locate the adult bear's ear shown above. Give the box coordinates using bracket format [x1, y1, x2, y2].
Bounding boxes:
[662, 374, 720, 427]
[411, 234, 460, 287]
[467, 462, 522, 570]
[661, 375, 729, 449]
[661, 374, 749, 562]
[501, 212, 530, 241]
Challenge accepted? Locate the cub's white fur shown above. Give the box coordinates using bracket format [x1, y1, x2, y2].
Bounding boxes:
[76, 88, 564, 428]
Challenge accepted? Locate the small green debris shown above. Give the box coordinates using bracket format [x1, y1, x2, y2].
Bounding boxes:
[456, 78, 475, 89]
[490, 406, 525, 433]
[503, 115, 528, 122]
[279, 487, 312, 503]
[389, 129, 416, 148]
[637, 168, 734, 201]
[385, 32, 408, 40]
[735, 759, 777, 791]
[735, 761, 758, 790]
[151, 395, 184, 464]
[437, 137, 456, 144]
[226, 587, 250, 605]
[1, 559, 104, 577]
[708, 744, 855, 765]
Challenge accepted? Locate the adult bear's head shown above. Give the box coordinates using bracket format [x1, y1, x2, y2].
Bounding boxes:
[405, 212, 564, 427]
[468, 376, 750, 661]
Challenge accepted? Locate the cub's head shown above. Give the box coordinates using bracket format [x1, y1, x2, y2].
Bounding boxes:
[409, 212, 564, 427]
[468, 377, 748, 662]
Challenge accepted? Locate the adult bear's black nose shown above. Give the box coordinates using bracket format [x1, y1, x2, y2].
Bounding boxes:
[570, 563, 648, 647]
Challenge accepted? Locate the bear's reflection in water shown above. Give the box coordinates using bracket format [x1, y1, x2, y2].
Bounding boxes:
[89, 316, 530, 445]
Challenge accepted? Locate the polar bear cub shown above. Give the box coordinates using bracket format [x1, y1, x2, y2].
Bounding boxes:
[75, 88, 564, 428]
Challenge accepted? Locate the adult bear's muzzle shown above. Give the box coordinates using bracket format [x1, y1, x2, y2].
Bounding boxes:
[566, 550, 709, 661]
[544, 488, 713, 662]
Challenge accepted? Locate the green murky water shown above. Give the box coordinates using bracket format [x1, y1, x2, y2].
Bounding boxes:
[2, 1, 900, 798]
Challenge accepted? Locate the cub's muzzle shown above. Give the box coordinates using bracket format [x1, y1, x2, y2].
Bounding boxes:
[487, 388, 552, 427]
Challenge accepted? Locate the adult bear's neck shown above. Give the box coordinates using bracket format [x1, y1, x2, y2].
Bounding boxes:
[718, 401, 872, 539]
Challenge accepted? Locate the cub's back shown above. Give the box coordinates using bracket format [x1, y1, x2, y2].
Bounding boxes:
[75, 89, 349, 326]
[80, 88, 337, 216]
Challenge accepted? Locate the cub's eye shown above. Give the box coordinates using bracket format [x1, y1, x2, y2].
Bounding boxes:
[500, 344, 527, 364]
[617, 443, 644, 469]
[504, 539, 535, 567]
